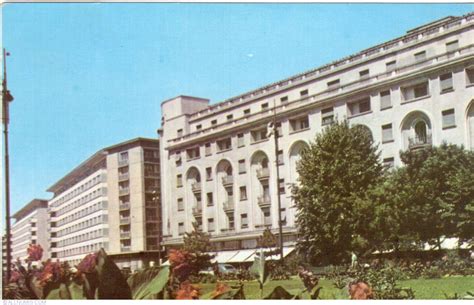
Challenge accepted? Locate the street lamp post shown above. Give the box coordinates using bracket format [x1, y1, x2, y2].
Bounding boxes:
[2, 48, 14, 283]
[269, 100, 284, 261]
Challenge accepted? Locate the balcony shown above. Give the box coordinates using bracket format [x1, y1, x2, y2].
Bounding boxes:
[119, 187, 130, 196]
[256, 168, 270, 180]
[118, 173, 129, 181]
[192, 205, 202, 217]
[257, 195, 271, 208]
[118, 159, 129, 167]
[221, 175, 234, 186]
[408, 134, 432, 150]
[145, 186, 159, 193]
[147, 230, 160, 237]
[191, 182, 201, 193]
[146, 216, 159, 222]
[120, 232, 131, 239]
[119, 203, 130, 211]
[121, 246, 131, 252]
[223, 200, 234, 213]
[146, 201, 157, 207]
[145, 171, 160, 178]
[120, 217, 130, 225]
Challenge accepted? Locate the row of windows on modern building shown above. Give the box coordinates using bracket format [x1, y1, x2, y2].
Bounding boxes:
[50, 174, 105, 208]
[54, 201, 108, 228]
[175, 49, 473, 139]
[54, 228, 107, 248]
[176, 68, 474, 164]
[53, 188, 107, 219]
[52, 215, 108, 238]
[55, 242, 108, 259]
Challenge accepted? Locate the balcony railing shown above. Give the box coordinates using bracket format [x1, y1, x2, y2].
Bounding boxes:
[119, 187, 130, 196]
[191, 182, 201, 193]
[118, 159, 129, 167]
[147, 230, 160, 236]
[118, 173, 129, 181]
[145, 186, 158, 193]
[221, 175, 234, 186]
[120, 232, 131, 239]
[192, 205, 202, 216]
[121, 246, 131, 252]
[119, 203, 130, 211]
[408, 133, 432, 150]
[257, 195, 271, 208]
[120, 217, 130, 225]
[223, 199, 234, 212]
[145, 171, 160, 178]
[256, 168, 270, 180]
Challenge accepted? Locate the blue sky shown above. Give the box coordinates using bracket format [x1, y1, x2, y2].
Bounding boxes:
[2, 3, 473, 214]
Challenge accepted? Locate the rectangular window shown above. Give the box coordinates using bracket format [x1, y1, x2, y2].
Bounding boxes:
[380, 90, 391, 110]
[278, 178, 285, 194]
[177, 174, 183, 188]
[205, 143, 212, 156]
[178, 222, 185, 235]
[466, 67, 474, 85]
[211, 119, 217, 126]
[217, 138, 232, 151]
[321, 107, 334, 125]
[196, 124, 202, 131]
[207, 192, 213, 206]
[227, 114, 234, 121]
[186, 147, 200, 160]
[289, 116, 310, 132]
[327, 79, 340, 90]
[251, 127, 268, 143]
[414, 50, 426, 62]
[208, 218, 215, 232]
[238, 159, 246, 174]
[261, 103, 269, 110]
[119, 151, 129, 161]
[275, 122, 282, 137]
[237, 133, 245, 147]
[177, 198, 184, 211]
[446, 40, 459, 53]
[280, 96, 288, 103]
[228, 215, 235, 230]
[264, 210, 272, 225]
[442, 109, 456, 129]
[177, 129, 183, 137]
[386, 60, 396, 71]
[277, 150, 284, 165]
[348, 97, 371, 117]
[300, 89, 309, 97]
[383, 157, 395, 168]
[440, 73, 453, 92]
[280, 208, 287, 226]
[206, 167, 212, 181]
[244, 108, 251, 116]
[240, 186, 247, 201]
[382, 124, 394, 143]
[402, 81, 429, 101]
[241, 214, 248, 228]
[359, 69, 369, 79]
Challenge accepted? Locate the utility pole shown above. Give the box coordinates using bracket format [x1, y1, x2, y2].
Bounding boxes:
[2, 49, 14, 283]
[271, 100, 284, 261]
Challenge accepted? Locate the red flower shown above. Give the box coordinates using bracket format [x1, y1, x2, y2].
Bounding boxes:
[211, 282, 230, 298]
[168, 249, 194, 282]
[349, 281, 374, 300]
[26, 244, 43, 262]
[37, 260, 62, 287]
[168, 249, 188, 266]
[9, 270, 21, 283]
[76, 253, 98, 274]
[175, 280, 200, 299]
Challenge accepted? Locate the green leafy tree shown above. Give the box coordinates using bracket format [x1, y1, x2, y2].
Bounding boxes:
[182, 222, 215, 274]
[396, 143, 474, 248]
[293, 120, 384, 265]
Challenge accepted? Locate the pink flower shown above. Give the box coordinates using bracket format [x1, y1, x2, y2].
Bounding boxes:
[76, 253, 98, 274]
[10, 270, 21, 283]
[26, 244, 43, 262]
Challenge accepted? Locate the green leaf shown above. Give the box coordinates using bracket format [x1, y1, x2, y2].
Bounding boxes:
[128, 266, 170, 299]
[211, 285, 245, 299]
[68, 282, 86, 299]
[96, 248, 132, 299]
[249, 249, 269, 286]
[59, 283, 72, 299]
[264, 286, 295, 299]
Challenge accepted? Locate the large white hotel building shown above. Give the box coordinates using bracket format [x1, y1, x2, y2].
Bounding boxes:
[158, 14, 474, 251]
